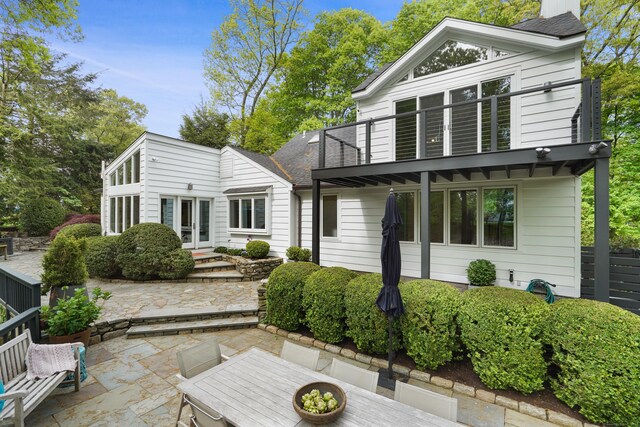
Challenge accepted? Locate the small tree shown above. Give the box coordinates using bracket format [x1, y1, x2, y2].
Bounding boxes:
[41, 235, 88, 294]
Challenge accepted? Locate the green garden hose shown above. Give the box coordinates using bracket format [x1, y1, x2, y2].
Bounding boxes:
[526, 279, 556, 304]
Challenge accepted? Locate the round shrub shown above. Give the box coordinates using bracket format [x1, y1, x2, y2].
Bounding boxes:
[246, 240, 270, 259]
[20, 197, 65, 236]
[458, 287, 549, 394]
[85, 236, 120, 278]
[286, 246, 311, 262]
[302, 267, 357, 343]
[227, 248, 246, 256]
[214, 246, 228, 254]
[400, 280, 462, 370]
[116, 223, 182, 280]
[50, 214, 100, 239]
[56, 223, 102, 240]
[159, 249, 195, 280]
[266, 262, 321, 331]
[41, 235, 88, 292]
[466, 259, 496, 286]
[544, 299, 640, 424]
[344, 273, 402, 355]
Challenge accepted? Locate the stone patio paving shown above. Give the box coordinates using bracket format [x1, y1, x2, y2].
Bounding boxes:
[2, 251, 577, 426]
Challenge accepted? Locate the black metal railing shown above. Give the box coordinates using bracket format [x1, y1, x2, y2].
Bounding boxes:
[318, 78, 601, 169]
[0, 265, 41, 343]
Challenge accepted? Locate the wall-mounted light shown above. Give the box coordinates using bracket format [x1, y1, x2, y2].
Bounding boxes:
[509, 269, 514, 282]
[588, 141, 608, 154]
[536, 147, 551, 159]
[187, 183, 193, 190]
[543, 81, 552, 93]
[151, 157, 158, 162]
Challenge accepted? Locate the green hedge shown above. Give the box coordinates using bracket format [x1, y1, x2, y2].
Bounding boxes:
[115, 223, 182, 280]
[286, 246, 311, 262]
[159, 249, 195, 280]
[266, 262, 321, 331]
[20, 197, 65, 236]
[246, 240, 270, 259]
[544, 299, 640, 424]
[56, 223, 102, 240]
[41, 235, 88, 293]
[400, 280, 461, 370]
[302, 267, 357, 343]
[85, 236, 120, 278]
[458, 287, 549, 394]
[344, 273, 402, 355]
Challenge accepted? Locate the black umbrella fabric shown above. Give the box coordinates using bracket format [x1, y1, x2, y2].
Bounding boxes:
[376, 191, 405, 316]
[376, 190, 405, 384]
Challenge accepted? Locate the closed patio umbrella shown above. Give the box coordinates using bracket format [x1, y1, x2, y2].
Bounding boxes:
[376, 189, 405, 385]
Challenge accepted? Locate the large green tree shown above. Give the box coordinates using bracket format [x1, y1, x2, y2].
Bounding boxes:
[264, 8, 388, 141]
[204, 0, 304, 147]
[179, 100, 231, 149]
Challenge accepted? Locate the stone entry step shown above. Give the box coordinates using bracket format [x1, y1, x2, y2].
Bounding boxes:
[192, 260, 236, 273]
[132, 304, 258, 325]
[186, 271, 246, 283]
[192, 253, 223, 265]
[126, 316, 259, 337]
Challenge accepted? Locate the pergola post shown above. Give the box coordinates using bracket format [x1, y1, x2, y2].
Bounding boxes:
[311, 179, 321, 265]
[420, 172, 431, 278]
[593, 157, 610, 302]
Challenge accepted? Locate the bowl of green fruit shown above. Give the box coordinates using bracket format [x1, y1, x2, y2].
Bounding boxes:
[292, 381, 347, 424]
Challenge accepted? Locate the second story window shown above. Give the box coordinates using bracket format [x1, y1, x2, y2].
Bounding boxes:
[109, 150, 141, 186]
[414, 40, 488, 78]
[395, 99, 417, 161]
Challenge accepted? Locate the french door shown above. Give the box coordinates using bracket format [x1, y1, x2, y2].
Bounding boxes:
[180, 198, 195, 249]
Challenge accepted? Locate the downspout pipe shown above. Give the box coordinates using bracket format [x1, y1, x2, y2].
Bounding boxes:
[293, 185, 302, 247]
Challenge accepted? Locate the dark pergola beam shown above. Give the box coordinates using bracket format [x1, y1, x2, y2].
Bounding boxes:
[370, 175, 393, 185]
[505, 165, 511, 178]
[311, 180, 320, 264]
[351, 176, 381, 186]
[382, 174, 406, 184]
[324, 177, 365, 187]
[400, 172, 421, 183]
[456, 169, 471, 180]
[479, 167, 491, 180]
[312, 142, 612, 181]
[435, 170, 453, 181]
[420, 172, 431, 279]
[593, 158, 610, 302]
[552, 161, 568, 176]
[571, 160, 595, 176]
[529, 163, 536, 177]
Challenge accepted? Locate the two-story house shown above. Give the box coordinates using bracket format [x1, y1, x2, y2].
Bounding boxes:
[102, 0, 610, 300]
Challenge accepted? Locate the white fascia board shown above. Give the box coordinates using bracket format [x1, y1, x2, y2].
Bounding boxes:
[353, 18, 585, 100]
[104, 132, 146, 174]
[145, 132, 222, 155]
[223, 146, 293, 189]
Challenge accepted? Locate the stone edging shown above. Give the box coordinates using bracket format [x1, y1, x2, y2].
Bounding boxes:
[257, 323, 598, 427]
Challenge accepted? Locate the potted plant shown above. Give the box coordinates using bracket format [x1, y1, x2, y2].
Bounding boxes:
[41, 235, 88, 306]
[41, 287, 112, 346]
[466, 259, 496, 287]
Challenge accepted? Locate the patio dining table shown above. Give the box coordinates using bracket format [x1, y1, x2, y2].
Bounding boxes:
[177, 347, 461, 426]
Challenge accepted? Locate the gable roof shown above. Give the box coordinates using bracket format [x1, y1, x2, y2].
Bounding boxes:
[352, 15, 585, 97]
[272, 127, 357, 187]
[230, 146, 292, 183]
[511, 12, 586, 38]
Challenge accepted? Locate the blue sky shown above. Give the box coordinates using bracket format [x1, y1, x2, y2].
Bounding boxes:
[48, 1, 405, 137]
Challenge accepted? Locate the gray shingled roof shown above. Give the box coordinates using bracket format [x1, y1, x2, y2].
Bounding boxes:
[352, 13, 586, 94]
[272, 127, 357, 187]
[511, 12, 586, 38]
[231, 147, 292, 183]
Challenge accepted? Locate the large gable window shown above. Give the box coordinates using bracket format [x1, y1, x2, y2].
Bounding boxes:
[109, 195, 140, 233]
[225, 186, 271, 234]
[414, 40, 488, 78]
[109, 150, 141, 186]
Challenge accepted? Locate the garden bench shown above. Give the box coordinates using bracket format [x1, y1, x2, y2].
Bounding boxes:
[0, 245, 6, 260]
[0, 330, 81, 427]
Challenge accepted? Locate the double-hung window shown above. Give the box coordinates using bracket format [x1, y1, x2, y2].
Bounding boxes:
[227, 188, 270, 234]
[322, 195, 338, 238]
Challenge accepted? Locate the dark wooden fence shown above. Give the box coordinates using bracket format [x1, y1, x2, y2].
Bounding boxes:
[581, 247, 640, 315]
[0, 265, 41, 343]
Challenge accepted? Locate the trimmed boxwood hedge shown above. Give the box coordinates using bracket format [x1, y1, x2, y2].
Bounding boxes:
[544, 299, 640, 425]
[266, 262, 321, 331]
[399, 280, 462, 370]
[458, 287, 549, 394]
[115, 223, 182, 280]
[56, 223, 102, 240]
[20, 197, 65, 236]
[41, 235, 88, 293]
[246, 240, 270, 259]
[344, 273, 402, 355]
[302, 267, 358, 343]
[159, 249, 196, 280]
[85, 236, 120, 278]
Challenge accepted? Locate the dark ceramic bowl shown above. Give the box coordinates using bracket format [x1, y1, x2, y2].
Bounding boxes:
[292, 381, 347, 425]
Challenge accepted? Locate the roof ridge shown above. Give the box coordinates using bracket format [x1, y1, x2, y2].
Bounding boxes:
[270, 155, 294, 182]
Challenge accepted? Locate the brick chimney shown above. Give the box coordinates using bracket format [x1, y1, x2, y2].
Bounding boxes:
[540, 0, 580, 19]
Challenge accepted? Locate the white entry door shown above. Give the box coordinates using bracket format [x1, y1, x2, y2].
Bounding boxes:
[180, 198, 195, 249]
[197, 199, 213, 248]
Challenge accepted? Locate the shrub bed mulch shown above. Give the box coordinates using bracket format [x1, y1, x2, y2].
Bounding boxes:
[294, 326, 589, 424]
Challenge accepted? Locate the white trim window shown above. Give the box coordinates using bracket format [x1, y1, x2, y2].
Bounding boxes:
[109, 195, 140, 233]
[228, 192, 270, 234]
[396, 192, 416, 242]
[109, 150, 141, 186]
[321, 194, 339, 239]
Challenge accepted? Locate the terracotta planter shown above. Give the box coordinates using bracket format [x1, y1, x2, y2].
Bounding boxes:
[48, 328, 91, 347]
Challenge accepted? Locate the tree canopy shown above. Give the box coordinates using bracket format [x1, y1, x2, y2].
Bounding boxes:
[179, 100, 231, 149]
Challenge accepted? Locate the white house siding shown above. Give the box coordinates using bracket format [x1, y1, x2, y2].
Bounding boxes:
[356, 43, 581, 163]
[217, 148, 293, 257]
[300, 172, 581, 297]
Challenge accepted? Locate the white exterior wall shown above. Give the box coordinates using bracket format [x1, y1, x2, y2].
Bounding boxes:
[357, 40, 582, 163]
[300, 171, 581, 297]
[217, 148, 293, 257]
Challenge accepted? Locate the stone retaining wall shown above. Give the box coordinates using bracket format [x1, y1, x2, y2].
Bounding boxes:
[258, 323, 597, 427]
[224, 255, 283, 280]
[257, 281, 267, 321]
[12, 237, 49, 252]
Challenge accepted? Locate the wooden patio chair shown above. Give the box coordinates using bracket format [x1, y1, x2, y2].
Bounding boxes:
[175, 339, 229, 427]
[280, 341, 320, 371]
[329, 358, 379, 393]
[394, 381, 457, 422]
